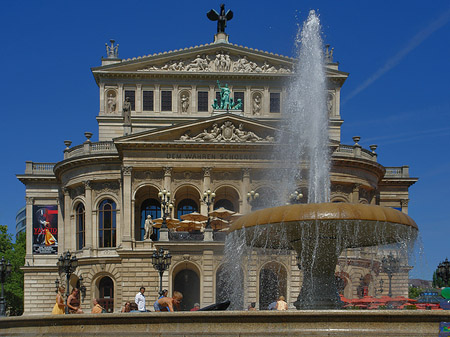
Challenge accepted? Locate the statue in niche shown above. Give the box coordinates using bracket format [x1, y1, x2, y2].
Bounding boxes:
[107, 93, 116, 113]
[207, 4, 233, 34]
[123, 97, 131, 125]
[181, 94, 189, 112]
[143, 215, 154, 240]
[327, 93, 334, 115]
[253, 94, 261, 115]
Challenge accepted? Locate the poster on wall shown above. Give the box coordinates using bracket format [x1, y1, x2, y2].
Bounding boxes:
[32, 205, 58, 254]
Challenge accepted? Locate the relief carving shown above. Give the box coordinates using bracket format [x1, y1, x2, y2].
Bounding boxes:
[69, 185, 85, 199]
[178, 121, 274, 143]
[137, 52, 292, 74]
[92, 181, 120, 197]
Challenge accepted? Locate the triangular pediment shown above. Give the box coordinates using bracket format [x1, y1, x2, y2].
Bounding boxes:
[92, 42, 348, 81]
[114, 114, 278, 146]
[93, 42, 294, 75]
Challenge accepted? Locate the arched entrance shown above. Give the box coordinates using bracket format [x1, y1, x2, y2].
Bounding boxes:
[213, 186, 239, 211]
[259, 262, 287, 310]
[174, 186, 200, 220]
[98, 276, 114, 313]
[173, 269, 200, 311]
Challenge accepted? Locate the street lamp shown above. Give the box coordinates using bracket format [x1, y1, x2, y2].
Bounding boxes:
[247, 190, 259, 210]
[437, 258, 450, 287]
[57, 250, 78, 314]
[151, 248, 172, 297]
[203, 189, 216, 229]
[54, 278, 60, 293]
[79, 275, 86, 303]
[158, 189, 173, 229]
[289, 190, 303, 204]
[381, 252, 400, 297]
[0, 257, 12, 316]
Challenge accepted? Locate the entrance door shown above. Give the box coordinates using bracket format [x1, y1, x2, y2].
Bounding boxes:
[98, 276, 114, 312]
[174, 269, 200, 311]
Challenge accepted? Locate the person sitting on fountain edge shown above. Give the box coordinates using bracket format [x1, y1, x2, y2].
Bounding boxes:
[154, 291, 183, 312]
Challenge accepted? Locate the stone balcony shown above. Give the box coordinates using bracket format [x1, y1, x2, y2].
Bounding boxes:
[64, 141, 118, 160]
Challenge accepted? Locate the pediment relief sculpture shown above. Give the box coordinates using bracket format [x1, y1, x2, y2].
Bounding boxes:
[178, 121, 274, 143]
[137, 52, 292, 74]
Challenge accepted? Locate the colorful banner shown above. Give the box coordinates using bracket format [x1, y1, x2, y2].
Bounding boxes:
[32, 205, 58, 254]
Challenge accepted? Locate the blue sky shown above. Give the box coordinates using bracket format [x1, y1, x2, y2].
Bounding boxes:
[1, 1, 449, 280]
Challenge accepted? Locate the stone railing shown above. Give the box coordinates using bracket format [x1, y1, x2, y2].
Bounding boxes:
[384, 166, 410, 178]
[64, 141, 117, 159]
[332, 144, 377, 162]
[24, 161, 55, 175]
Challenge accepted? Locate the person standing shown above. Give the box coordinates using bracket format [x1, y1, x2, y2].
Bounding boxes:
[135, 287, 146, 312]
[51, 286, 65, 314]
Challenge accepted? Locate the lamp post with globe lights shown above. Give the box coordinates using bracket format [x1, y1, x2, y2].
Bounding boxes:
[152, 248, 172, 296]
[203, 189, 216, 229]
[57, 251, 78, 314]
[247, 190, 259, 210]
[381, 252, 400, 298]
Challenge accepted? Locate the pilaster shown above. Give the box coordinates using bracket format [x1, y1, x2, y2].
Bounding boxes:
[242, 168, 251, 213]
[84, 180, 93, 249]
[122, 166, 133, 247]
[25, 197, 34, 259]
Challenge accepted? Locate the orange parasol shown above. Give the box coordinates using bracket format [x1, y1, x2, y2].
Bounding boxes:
[209, 207, 236, 220]
[209, 217, 230, 230]
[176, 220, 205, 232]
[152, 217, 181, 229]
[180, 212, 208, 222]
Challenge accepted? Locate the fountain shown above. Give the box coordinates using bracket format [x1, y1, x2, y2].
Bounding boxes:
[227, 10, 419, 310]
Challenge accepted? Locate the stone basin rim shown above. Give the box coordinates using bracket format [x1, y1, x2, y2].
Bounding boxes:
[229, 203, 418, 232]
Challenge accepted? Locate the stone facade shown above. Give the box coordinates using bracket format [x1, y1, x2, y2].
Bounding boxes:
[17, 32, 417, 314]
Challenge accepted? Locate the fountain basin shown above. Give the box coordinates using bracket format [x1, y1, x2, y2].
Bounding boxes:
[229, 203, 418, 309]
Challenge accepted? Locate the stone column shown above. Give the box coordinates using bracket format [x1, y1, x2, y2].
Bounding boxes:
[160, 167, 173, 242]
[57, 195, 64, 253]
[200, 167, 211, 215]
[136, 84, 142, 113]
[241, 168, 251, 214]
[202, 250, 214, 306]
[63, 188, 71, 251]
[83, 181, 93, 251]
[154, 84, 160, 113]
[99, 83, 105, 114]
[118, 83, 124, 113]
[202, 167, 213, 241]
[25, 197, 34, 260]
[209, 85, 215, 114]
[352, 184, 361, 203]
[401, 199, 409, 215]
[263, 86, 269, 116]
[122, 166, 133, 248]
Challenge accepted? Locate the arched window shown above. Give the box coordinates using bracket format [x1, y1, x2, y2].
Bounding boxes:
[98, 276, 114, 313]
[75, 203, 85, 250]
[99, 199, 116, 248]
[214, 199, 235, 211]
[177, 199, 198, 219]
[140, 199, 161, 241]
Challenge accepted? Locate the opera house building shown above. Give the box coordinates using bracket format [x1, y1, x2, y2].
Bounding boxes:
[17, 24, 417, 314]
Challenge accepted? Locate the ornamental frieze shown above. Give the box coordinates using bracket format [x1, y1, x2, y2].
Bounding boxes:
[137, 52, 292, 74]
[178, 121, 274, 143]
[92, 181, 120, 198]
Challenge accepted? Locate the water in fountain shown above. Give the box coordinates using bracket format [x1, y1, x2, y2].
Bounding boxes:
[222, 11, 418, 310]
[275, 9, 330, 204]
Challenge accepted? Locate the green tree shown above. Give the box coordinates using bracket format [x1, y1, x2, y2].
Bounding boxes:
[0, 225, 25, 316]
[408, 286, 423, 299]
